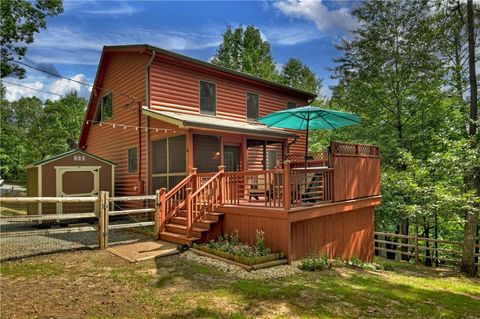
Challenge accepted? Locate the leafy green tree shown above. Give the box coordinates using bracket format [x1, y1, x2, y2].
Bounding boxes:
[0, 0, 63, 78]
[0, 95, 43, 180]
[279, 58, 322, 94]
[0, 90, 86, 181]
[212, 25, 277, 81]
[33, 91, 86, 158]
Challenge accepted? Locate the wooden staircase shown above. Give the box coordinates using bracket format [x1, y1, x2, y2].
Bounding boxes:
[157, 167, 225, 246]
[160, 209, 223, 245]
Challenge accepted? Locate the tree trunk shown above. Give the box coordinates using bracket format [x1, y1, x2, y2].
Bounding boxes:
[461, 0, 479, 277]
[424, 218, 432, 267]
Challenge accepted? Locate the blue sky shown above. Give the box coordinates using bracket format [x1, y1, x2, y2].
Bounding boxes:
[4, 0, 360, 101]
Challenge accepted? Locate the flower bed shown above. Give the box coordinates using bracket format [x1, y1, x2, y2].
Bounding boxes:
[193, 230, 285, 266]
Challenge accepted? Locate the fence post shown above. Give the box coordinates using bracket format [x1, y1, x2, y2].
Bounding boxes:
[98, 191, 109, 249]
[414, 225, 419, 264]
[283, 160, 291, 210]
[186, 188, 193, 238]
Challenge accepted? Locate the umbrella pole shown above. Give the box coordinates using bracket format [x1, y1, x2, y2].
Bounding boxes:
[303, 116, 310, 203]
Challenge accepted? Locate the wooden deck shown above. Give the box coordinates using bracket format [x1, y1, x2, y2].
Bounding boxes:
[157, 141, 382, 261]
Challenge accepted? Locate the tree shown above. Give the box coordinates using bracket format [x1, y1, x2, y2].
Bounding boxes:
[279, 58, 322, 94]
[461, 0, 479, 277]
[331, 0, 457, 259]
[212, 25, 277, 81]
[0, 91, 86, 181]
[33, 91, 86, 158]
[0, 0, 63, 78]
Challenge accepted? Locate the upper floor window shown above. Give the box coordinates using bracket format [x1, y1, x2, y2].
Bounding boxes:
[128, 147, 138, 173]
[199, 80, 216, 115]
[96, 92, 113, 122]
[287, 101, 297, 109]
[246, 92, 259, 120]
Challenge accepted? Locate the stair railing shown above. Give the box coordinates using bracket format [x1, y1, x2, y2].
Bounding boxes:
[158, 168, 197, 233]
[186, 166, 224, 237]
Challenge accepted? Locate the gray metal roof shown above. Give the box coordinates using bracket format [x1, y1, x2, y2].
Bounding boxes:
[143, 108, 298, 139]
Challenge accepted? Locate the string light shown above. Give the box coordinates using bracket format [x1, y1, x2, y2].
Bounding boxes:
[85, 120, 175, 133]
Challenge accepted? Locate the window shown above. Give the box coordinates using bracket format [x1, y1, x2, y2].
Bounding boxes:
[199, 81, 216, 115]
[287, 101, 297, 109]
[128, 147, 138, 173]
[267, 150, 277, 170]
[246, 92, 259, 120]
[99, 93, 113, 122]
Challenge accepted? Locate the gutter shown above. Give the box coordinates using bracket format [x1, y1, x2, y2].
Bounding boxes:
[145, 49, 156, 195]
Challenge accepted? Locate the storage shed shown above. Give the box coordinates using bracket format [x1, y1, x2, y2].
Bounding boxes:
[26, 150, 115, 215]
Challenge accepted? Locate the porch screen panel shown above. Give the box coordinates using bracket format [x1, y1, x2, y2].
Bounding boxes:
[193, 134, 221, 173]
[152, 139, 167, 174]
[168, 135, 186, 173]
[152, 176, 167, 191]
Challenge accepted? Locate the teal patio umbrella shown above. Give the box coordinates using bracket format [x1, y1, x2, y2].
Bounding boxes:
[257, 106, 361, 165]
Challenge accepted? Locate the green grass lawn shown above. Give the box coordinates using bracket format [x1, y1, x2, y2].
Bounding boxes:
[0, 250, 478, 318]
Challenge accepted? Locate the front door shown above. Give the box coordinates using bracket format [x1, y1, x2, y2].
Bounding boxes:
[224, 146, 240, 172]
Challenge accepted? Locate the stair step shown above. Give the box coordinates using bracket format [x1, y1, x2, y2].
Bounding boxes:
[165, 223, 207, 238]
[171, 216, 216, 228]
[160, 231, 199, 245]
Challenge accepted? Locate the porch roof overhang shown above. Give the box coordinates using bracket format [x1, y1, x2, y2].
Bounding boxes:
[143, 108, 298, 139]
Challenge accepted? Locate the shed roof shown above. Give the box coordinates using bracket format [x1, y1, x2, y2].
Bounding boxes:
[29, 149, 117, 167]
[143, 108, 298, 139]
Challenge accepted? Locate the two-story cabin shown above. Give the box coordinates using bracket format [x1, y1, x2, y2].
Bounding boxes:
[80, 44, 381, 262]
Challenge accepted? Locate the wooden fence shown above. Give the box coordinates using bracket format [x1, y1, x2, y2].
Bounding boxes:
[374, 231, 480, 266]
[0, 192, 157, 251]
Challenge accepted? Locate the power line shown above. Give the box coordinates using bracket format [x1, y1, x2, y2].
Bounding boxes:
[2, 80, 64, 97]
[12, 60, 142, 104]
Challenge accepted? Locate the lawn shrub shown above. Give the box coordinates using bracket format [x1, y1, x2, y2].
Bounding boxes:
[204, 229, 271, 258]
[298, 254, 330, 271]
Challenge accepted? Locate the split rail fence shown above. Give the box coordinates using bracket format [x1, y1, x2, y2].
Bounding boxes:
[374, 231, 480, 267]
[0, 192, 160, 260]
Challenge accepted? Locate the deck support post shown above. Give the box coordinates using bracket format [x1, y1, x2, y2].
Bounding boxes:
[189, 167, 198, 190]
[283, 161, 291, 210]
[186, 188, 193, 237]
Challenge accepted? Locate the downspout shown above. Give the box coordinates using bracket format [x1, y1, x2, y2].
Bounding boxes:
[287, 136, 298, 158]
[145, 49, 156, 195]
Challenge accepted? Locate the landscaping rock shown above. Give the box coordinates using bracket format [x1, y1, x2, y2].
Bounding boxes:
[179, 250, 300, 279]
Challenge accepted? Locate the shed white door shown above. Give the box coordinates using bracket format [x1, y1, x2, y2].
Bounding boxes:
[55, 166, 100, 214]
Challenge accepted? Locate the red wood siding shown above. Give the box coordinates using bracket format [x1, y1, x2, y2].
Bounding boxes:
[149, 57, 308, 155]
[290, 207, 375, 261]
[331, 155, 381, 202]
[84, 52, 149, 196]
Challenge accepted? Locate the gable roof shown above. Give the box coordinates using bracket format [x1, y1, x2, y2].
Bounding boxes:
[79, 44, 316, 148]
[105, 44, 317, 100]
[143, 108, 298, 139]
[29, 149, 116, 167]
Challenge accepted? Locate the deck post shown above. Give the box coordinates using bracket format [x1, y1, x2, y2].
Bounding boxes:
[218, 165, 225, 205]
[283, 160, 291, 210]
[154, 189, 164, 239]
[186, 188, 193, 237]
[189, 167, 197, 190]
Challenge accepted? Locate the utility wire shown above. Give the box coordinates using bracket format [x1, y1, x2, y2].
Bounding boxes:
[11, 60, 142, 104]
[1, 80, 64, 97]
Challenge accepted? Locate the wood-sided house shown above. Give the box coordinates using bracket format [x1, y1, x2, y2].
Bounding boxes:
[79, 44, 381, 262]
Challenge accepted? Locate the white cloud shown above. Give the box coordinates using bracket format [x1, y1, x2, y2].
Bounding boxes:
[262, 25, 322, 45]
[28, 26, 222, 65]
[3, 74, 92, 101]
[273, 0, 359, 33]
[82, 3, 141, 16]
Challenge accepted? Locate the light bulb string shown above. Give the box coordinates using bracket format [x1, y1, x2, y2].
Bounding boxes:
[85, 120, 176, 133]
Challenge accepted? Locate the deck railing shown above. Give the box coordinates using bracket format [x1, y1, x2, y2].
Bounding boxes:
[223, 169, 285, 207]
[290, 167, 334, 208]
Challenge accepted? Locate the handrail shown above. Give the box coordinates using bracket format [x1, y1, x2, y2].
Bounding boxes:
[186, 167, 224, 237]
[191, 170, 223, 198]
[158, 171, 197, 233]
